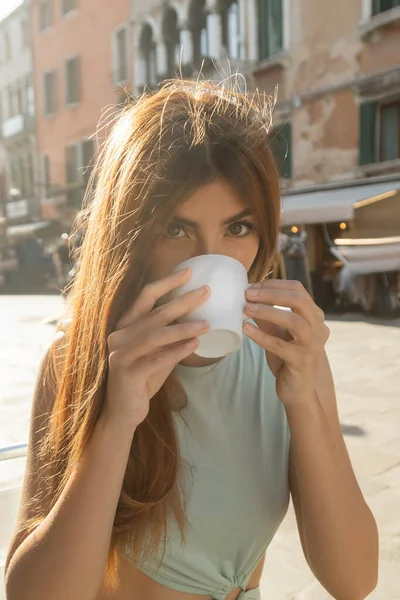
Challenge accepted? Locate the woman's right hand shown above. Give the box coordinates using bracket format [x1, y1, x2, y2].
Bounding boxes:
[103, 268, 210, 430]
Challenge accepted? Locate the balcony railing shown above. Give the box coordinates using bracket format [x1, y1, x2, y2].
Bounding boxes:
[1, 114, 35, 140]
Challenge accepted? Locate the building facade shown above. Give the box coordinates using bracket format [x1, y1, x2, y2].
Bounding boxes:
[132, 0, 400, 193]
[131, 0, 260, 94]
[250, 0, 400, 311]
[252, 0, 400, 190]
[0, 0, 39, 228]
[31, 0, 132, 226]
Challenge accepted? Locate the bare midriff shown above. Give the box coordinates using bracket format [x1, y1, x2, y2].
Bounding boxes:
[96, 553, 266, 600]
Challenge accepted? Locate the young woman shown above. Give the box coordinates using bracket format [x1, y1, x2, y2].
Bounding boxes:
[5, 80, 378, 600]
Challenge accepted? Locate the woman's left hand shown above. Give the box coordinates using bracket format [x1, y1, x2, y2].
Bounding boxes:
[244, 280, 330, 409]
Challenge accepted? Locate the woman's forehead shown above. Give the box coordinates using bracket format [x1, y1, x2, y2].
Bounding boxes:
[174, 179, 249, 220]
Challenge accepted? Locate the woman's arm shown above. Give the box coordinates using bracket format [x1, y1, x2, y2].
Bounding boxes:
[288, 352, 378, 600]
[244, 280, 379, 600]
[6, 269, 210, 600]
[5, 345, 136, 600]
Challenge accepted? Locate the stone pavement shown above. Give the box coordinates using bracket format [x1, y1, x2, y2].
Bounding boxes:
[260, 314, 400, 599]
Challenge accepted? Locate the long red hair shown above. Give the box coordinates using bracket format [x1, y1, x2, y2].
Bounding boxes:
[23, 79, 281, 588]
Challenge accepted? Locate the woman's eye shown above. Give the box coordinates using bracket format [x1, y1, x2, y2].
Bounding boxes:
[166, 223, 186, 238]
[227, 222, 254, 237]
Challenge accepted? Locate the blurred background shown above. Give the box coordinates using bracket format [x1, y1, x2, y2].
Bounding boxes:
[0, 0, 399, 598]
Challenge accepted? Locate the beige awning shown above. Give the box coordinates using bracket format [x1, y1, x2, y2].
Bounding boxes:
[330, 239, 400, 275]
[281, 181, 400, 226]
[7, 221, 51, 238]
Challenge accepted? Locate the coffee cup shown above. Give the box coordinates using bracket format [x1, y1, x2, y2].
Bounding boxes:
[170, 254, 249, 358]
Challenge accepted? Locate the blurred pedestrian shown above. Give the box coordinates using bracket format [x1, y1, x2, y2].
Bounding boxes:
[52, 233, 71, 289]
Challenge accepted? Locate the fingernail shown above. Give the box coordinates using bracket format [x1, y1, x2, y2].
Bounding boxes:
[247, 287, 260, 297]
[246, 303, 259, 312]
[193, 320, 209, 330]
[177, 267, 190, 277]
[196, 285, 210, 295]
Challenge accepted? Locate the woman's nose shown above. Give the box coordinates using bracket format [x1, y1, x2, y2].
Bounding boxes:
[195, 238, 221, 256]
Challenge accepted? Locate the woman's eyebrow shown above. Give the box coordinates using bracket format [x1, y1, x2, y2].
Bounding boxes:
[222, 208, 252, 225]
[170, 216, 199, 229]
[171, 208, 252, 230]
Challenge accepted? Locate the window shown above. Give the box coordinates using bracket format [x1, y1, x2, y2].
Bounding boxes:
[372, 0, 400, 16]
[258, 0, 283, 60]
[16, 83, 23, 115]
[26, 76, 35, 115]
[162, 6, 180, 77]
[221, 1, 240, 59]
[7, 86, 14, 119]
[39, 1, 54, 31]
[27, 153, 34, 197]
[21, 19, 29, 48]
[65, 144, 82, 206]
[43, 70, 58, 115]
[61, 0, 77, 16]
[20, 157, 27, 197]
[140, 24, 157, 88]
[81, 138, 95, 187]
[115, 28, 128, 82]
[4, 31, 11, 61]
[65, 56, 81, 105]
[270, 122, 292, 178]
[359, 100, 400, 164]
[189, 0, 208, 64]
[380, 102, 400, 161]
[65, 144, 79, 184]
[43, 154, 51, 197]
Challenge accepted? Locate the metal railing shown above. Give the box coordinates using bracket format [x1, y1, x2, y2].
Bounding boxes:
[0, 443, 28, 462]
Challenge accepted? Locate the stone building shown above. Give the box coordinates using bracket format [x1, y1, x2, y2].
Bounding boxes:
[250, 0, 400, 310]
[31, 0, 132, 226]
[131, 0, 260, 93]
[0, 0, 39, 228]
[252, 0, 400, 189]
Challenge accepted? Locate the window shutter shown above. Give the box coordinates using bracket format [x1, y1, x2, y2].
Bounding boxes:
[258, 0, 268, 60]
[269, 0, 283, 56]
[271, 122, 292, 179]
[280, 122, 292, 178]
[359, 102, 376, 166]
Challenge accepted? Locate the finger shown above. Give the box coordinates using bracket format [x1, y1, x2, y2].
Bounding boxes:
[116, 267, 191, 330]
[246, 285, 317, 327]
[245, 303, 310, 342]
[148, 285, 210, 328]
[109, 320, 209, 366]
[139, 338, 199, 375]
[243, 321, 298, 364]
[249, 280, 325, 322]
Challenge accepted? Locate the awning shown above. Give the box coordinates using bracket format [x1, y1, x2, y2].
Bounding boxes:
[281, 180, 400, 226]
[329, 239, 400, 275]
[7, 221, 51, 238]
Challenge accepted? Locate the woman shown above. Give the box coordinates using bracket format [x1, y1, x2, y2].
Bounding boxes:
[5, 80, 378, 600]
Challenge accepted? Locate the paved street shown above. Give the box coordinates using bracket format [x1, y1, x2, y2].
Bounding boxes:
[0, 295, 399, 599]
[261, 313, 400, 600]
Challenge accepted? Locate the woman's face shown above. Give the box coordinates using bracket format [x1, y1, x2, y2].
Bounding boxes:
[151, 178, 260, 281]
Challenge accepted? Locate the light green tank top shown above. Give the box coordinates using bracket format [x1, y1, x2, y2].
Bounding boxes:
[124, 335, 291, 599]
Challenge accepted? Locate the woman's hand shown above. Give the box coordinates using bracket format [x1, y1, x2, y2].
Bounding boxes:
[104, 269, 210, 430]
[244, 279, 330, 409]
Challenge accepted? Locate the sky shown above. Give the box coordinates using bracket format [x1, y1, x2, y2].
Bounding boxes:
[0, 0, 23, 22]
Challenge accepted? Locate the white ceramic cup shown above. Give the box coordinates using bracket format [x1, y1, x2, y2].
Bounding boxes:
[170, 254, 249, 358]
